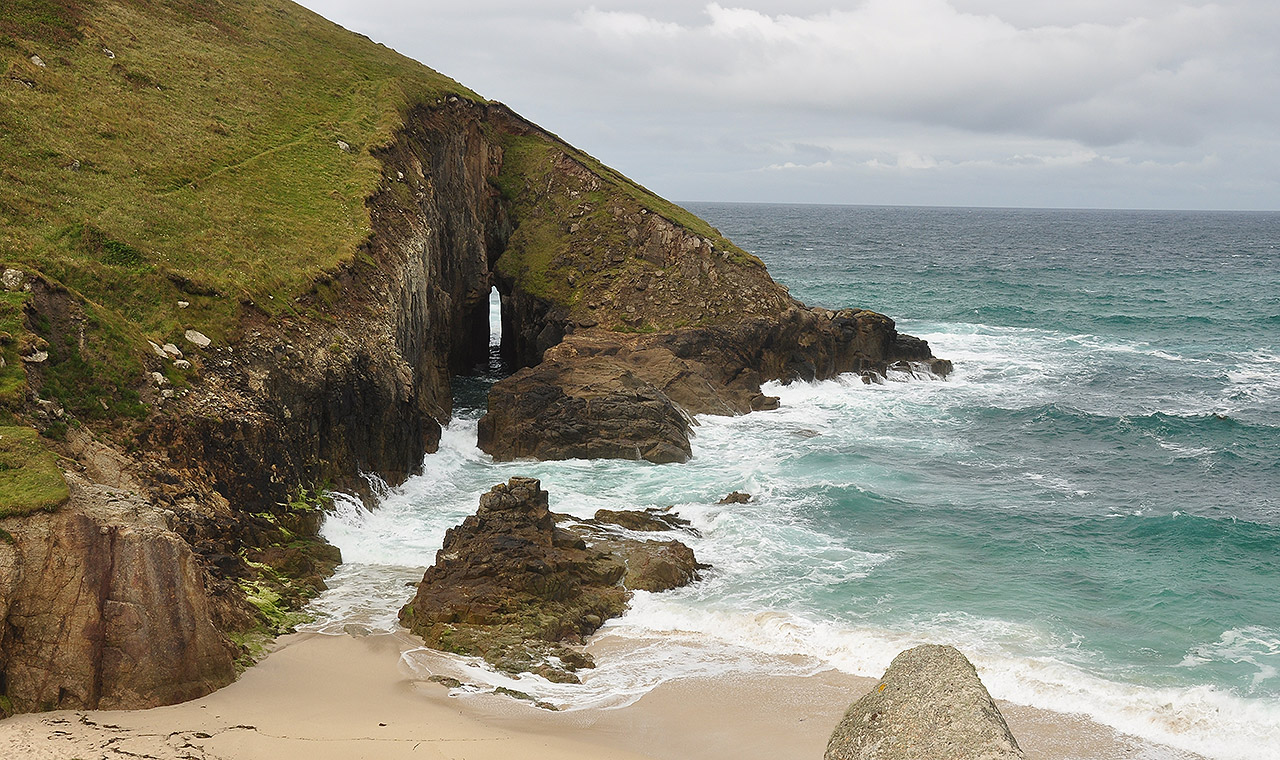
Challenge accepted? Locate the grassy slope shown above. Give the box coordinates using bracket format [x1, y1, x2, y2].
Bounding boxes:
[1, 0, 478, 339]
[0, 0, 479, 507]
[493, 133, 765, 314]
[0, 0, 769, 508]
[0, 425, 69, 516]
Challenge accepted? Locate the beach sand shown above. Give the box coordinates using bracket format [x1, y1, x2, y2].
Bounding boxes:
[0, 630, 1206, 760]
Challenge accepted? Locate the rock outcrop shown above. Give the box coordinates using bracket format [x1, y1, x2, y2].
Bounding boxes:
[398, 478, 702, 682]
[480, 308, 950, 464]
[825, 645, 1025, 760]
[0, 0, 948, 714]
[0, 475, 236, 714]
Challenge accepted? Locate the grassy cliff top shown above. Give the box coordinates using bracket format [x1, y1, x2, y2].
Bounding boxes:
[0, 0, 779, 506]
[2, 0, 479, 342]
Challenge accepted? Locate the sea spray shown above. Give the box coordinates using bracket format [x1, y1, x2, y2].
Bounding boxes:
[305, 205, 1280, 760]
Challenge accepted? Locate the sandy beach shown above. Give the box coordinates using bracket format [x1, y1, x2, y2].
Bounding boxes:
[0, 630, 1206, 760]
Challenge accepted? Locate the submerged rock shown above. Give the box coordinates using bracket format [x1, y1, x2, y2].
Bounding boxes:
[825, 644, 1025, 760]
[399, 477, 703, 681]
[592, 507, 696, 533]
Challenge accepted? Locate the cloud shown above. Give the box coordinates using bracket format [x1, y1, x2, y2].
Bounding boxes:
[571, 1, 1275, 147]
[761, 160, 835, 171]
[294, 0, 1280, 208]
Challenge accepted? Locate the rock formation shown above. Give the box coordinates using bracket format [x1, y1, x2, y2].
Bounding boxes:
[0, 475, 236, 713]
[398, 478, 702, 682]
[479, 307, 949, 464]
[0, 0, 947, 713]
[825, 645, 1025, 760]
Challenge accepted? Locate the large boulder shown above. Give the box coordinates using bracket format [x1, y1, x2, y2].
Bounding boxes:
[826, 645, 1025, 760]
[0, 475, 237, 714]
[398, 477, 703, 682]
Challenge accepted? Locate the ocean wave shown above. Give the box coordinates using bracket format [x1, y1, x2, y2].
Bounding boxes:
[596, 599, 1280, 760]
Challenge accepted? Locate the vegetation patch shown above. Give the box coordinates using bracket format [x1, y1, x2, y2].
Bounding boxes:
[0, 291, 29, 410]
[0, 425, 69, 517]
[0, 0, 481, 433]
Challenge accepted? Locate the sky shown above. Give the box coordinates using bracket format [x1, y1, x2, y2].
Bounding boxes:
[297, 0, 1280, 210]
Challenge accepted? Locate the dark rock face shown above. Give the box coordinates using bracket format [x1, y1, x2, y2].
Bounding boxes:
[825, 645, 1025, 760]
[480, 307, 951, 464]
[398, 478, 702, 681]
[592, 507, 695, 533]
[477, 354, 694, 464]
[0, 476, 237, 713]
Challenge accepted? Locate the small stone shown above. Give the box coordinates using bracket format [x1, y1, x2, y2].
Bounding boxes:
[162, 343, 183, 358]
[160, 389, 175, 399]
[173, 359, 192, 370]
[718, 491, 751, 505]
[21, 350, 48, 364]
[151, 371, 168, 386]
[103, 47, 115, 59]
[336, 139, 351, 152]
[177, 300, 190, 309]
[2, 268, 24, 291]
[184, 329, 211, 348]
[30, 55, 45, 68]
[148, 340, 167, 358]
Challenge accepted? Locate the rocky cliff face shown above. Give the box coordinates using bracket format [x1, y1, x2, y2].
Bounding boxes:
[1, 73, 947, 715]
[0, 475, 236, 712]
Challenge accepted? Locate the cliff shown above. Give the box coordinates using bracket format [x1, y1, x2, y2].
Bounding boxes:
[0, 0, 946, 714]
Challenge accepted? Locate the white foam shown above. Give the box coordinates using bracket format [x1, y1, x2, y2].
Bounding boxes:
[302, 323, 1279, 760]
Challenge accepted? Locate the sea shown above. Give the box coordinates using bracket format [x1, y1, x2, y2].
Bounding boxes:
[304, 204, 1280, 760]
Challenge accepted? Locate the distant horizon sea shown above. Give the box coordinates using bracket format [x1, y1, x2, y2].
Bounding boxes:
[308, 203, 1280, 760]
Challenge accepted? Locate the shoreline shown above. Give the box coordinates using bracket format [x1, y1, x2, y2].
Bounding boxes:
[0, 630, 1208, 760]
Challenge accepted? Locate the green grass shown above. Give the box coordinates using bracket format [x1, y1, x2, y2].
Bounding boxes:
[493, 132, 764, 324]
[0, 291, 29, 410]
[0, 0, 479, 410]
[0, 425, 70, 516]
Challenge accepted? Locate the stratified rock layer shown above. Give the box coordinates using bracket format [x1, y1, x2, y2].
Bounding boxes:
[398, 477, 702, 681]
[0, 475, 236, 713]
[825, 645, 1025, 760]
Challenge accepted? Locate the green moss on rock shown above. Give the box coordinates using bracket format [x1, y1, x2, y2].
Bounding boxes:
[0, 425, 69, 516]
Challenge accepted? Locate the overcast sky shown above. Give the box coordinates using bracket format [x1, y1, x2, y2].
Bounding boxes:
[298, 0, 1279, 210]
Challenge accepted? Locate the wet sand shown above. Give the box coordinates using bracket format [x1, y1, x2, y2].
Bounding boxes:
[0, 630, 1206, 760]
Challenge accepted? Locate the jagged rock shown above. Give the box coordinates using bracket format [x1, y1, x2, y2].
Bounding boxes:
[479, 308, 949, 465]
[592, 508, 694, 533]
[0, 475, 237, 713]
[719, 491, 751, 504]
[478, 356, 693, 464]
[399, 478, 703, 681]
[574, 531, 702, 593]
[162, 343, 183, 358]
[825, 645, 1025, 760]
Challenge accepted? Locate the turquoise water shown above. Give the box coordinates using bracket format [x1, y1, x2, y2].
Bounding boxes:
[311, 204, 1280, 759]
